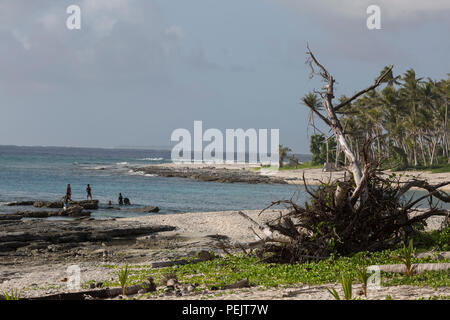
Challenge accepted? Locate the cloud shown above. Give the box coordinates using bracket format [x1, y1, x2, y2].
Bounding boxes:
[11, 29, 31, 50]
[165, 25, 184, 40]
[0, 1, 185, 92]
[274, 0, 450, 23]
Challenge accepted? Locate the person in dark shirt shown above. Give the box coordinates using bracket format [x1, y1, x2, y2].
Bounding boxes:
[66, 184, 72, 201]
[86, 184, 92, 200]
[118, 193, 123, 206]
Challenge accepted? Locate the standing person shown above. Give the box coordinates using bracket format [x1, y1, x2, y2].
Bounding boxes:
[66, 184, 72, 201]
[63, 195, 69, 210]
[86, 184, 92, 200]
[118, 193, 123, 206]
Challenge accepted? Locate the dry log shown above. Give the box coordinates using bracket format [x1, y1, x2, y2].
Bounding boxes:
[26, 283, 148, 300]
[368, 263, 450, 274]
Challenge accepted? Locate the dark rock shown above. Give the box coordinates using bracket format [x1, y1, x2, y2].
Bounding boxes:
[129, 206, 160, 213]
[0, 214, 23, 221]
[137, 165, 287, 184]
[5, 201, 35, 206]
[16, 211, 58, 218]
[33, 201, 63, 209]
[59, 205, 90, 217]
[72, 200, 99, 210]
[220, 278, 250, 290]
[0, 241, 27, 252]
[198, 250, 212, 261]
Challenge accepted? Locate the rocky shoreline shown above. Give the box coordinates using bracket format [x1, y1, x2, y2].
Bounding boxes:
[136, 165, 287, 184]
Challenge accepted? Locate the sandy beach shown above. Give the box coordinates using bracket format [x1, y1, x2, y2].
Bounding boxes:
[1, 208, 448, 300]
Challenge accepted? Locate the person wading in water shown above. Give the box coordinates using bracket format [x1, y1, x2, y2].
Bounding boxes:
[118, 193, 124, 206]
[86, 184, 93, 200]
[66, 184, 72, 201]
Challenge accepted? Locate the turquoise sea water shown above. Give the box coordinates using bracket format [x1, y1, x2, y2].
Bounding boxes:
[0, 145, 304, 218]
[0, 145, 446, 219]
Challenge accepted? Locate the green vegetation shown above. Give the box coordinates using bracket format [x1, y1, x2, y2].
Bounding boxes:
[309, 134, 339, 166]
[327, 273, 353, 300]
[277, 161, 322, 170]
[278, 145, 291, 168]
[251, 161, 321, 171]
[394, 239, 416, 277]
[356, 266, 371, 297]
[304, 69, 450, 169]
[383, 271, 449, 288]
[413, 226, 449, 251]
[2, 289, 21, 300]
[116, 264, 130, 296]
[98, 238, 449, 292]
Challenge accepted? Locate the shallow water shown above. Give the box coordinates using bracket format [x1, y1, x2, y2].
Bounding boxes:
[0, 145, 447, 219]
[0, 145, 304, 218]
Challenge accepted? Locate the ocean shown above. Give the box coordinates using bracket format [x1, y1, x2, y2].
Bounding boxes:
[0, 145, 305, 219]
[1, 145, 445, 219]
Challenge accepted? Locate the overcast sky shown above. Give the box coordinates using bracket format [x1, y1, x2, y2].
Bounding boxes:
[0, 0, 449, 153]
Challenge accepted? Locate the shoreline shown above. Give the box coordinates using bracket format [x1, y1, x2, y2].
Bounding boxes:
[137, 163, 450, 192]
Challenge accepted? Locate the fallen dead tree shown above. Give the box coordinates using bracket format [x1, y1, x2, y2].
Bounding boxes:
[231, 47, 450, 263]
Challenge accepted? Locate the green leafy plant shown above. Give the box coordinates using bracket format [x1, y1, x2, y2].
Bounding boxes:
[340, 273, 353, 300]
[356, 266, 370, 297]
[326, 287, 341, 300]
[395, 239, 416, 277]
[2, 289, 20, 300]
[327, 273, 353, 300]
[117, 264, 130, 296]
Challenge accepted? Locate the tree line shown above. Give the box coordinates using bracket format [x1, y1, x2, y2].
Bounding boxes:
[305, 68, 450, 169]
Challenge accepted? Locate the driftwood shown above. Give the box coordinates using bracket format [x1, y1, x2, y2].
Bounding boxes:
[25, 283, 150, 300]
[220, 278, 250, 290]
[368, 263, 450, 274]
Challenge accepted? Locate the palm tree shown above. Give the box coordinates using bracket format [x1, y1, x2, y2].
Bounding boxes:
[278, 145, 291, 168]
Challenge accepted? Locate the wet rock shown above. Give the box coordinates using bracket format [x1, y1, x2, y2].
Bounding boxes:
[59, 205, 90, 217]
[129, 206, 160, 213]
[74, 200, 99, 210]
[0, 214, 23, 221]
[137, 166, 287, 184]
[33, 201, 63, 209]
[0, 241, 27, 252]
[5, 201, 35, 206]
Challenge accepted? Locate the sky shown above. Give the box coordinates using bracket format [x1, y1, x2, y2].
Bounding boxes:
[0, 0, 449, 153]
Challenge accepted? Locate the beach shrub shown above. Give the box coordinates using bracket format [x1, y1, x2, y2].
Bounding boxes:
[117, 264, 130, 296]
[2, 289, 20, 300]
[394, 239, 416, 277]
